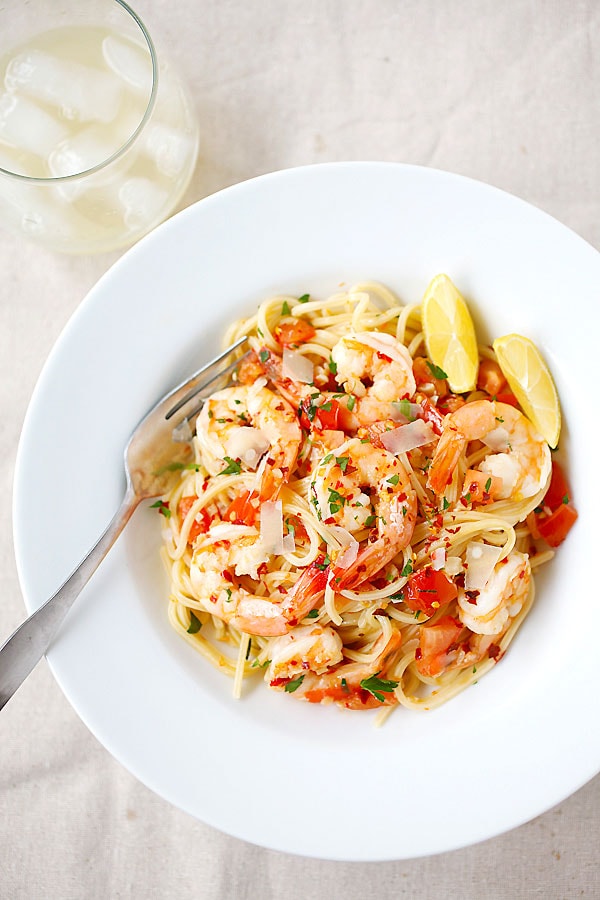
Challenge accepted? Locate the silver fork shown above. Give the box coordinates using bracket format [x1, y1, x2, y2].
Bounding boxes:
[0, 335, 249, 711]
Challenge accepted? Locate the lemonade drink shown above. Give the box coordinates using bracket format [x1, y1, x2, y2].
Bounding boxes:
[0, 17, 198, 253]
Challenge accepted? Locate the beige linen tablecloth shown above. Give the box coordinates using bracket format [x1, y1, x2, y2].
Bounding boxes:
[2, 1, 599, 897]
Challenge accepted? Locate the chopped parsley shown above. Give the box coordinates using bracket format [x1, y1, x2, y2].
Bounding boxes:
[284, 675, 305, 693]
[186, 611, 202, 634]
[328, 355, 338, 375]
[395, 398, 415, 421]
[346, 395, 356, 411]
[401, 560, 413, 577]
[485, 477, 492, 492]
[259, 349, 269, 363]
[306, 609, 319, 619]
[387, 473, 400, 486]
[426, 360, 448, 380]
[359, 673, 399, 703]
[150, 499, 171, 518]
[219, 456, 242, 475]
[336, 455, 350, 473]
[298, 293, 310, 303]
[328, 488, 346, 514]
[281, 300, 291, 316]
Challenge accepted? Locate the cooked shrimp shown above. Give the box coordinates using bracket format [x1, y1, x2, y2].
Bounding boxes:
[310, 437, 417, 589]
[232, 558, 330, 637]
[331, 331, 417, 424]
[255, 347, 359, 435]
[266, 624, 344, 682]
[427, 399, 551, 501]
[276, 630, 403, 709]
[190, 525, 329, 637]
[457, 550, 531, 635]
[196, 382, 302, 497]
[189, 525, 265, 622]
[415, 552, 530, 677]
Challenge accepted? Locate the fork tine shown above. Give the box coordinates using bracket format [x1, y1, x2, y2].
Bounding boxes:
[165, 336, 249, 420]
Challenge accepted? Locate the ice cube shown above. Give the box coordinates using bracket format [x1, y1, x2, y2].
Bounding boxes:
[144, 121, 196, 178]
[49, 127, 119, 178]
[5, 50, 123, 124]
[0, 91, 68, 158]
[118, 176, 169, 230]
[0, 148, 79, 239]
[48, 127, 126, 199]
[102, 35, 153, 94]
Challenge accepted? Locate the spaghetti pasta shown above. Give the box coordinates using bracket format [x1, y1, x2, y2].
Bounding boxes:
[156, 280, 577, 714]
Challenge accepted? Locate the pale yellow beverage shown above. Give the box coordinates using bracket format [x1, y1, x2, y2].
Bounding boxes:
[0, 21, 199, 253]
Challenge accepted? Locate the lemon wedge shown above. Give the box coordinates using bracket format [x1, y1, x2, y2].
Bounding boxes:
[492, 333, 561, 447]
[421, 274, 479, 393]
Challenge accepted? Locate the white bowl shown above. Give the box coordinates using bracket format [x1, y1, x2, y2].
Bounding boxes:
[13, 162, 600, 861]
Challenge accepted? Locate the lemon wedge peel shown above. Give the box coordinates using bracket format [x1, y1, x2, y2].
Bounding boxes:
[492, 333, 561, 449]
[421, 274, 479, 394]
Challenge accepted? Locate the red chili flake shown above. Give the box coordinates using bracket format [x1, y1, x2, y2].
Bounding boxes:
[465, 590, 479, 604]
[488, 643, 501, 660]
[257, 563, 269, 576]
[455, 573, 465, 588]
[269, 677, 289, 687]
[222, 570, 234, 583]
[415, 648, 423, 660]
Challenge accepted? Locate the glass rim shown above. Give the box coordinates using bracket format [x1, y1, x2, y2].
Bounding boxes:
[0, 0, 159, 184]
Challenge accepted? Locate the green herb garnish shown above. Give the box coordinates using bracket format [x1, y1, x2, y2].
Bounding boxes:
[284, 675, 305, 693]
[426, 360, 448, 380]
[219, 456, 242, 475]
[359, 674, 399, 703]
[187, 611, 202, 634]
[150, 500, 171, 518]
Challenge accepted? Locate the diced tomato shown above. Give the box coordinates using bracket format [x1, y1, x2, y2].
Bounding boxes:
[274, 319, 316, 346]
[405, 567, 458, 615]
[304, 685, 351, 703]
[412, 356, 448, 397]
[416, 615, 464, 677]
[303, 683, 396, 709]
[178, 496, 211, 542]
[543, 461, 573, 510]
[223, 489, 259, 526]
[477, 359, 507, 397]
[495, 391, 519, 408]
[534, 461, 578, 547]
[536, 503, 578, 548]
[462, 469, 503, 505]
[299, 396, 347, 432]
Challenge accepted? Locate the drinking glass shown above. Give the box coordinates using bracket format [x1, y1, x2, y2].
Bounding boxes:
[0, 1, 199, 253]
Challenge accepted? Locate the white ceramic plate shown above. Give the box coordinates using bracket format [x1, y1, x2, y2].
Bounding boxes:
[13, 163, 600, 861]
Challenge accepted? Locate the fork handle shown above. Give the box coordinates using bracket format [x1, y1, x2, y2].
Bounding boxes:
[0, 489, 138, 711]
